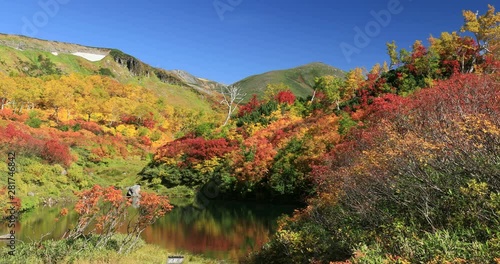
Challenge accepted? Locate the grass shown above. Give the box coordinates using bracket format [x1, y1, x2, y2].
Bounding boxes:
[81, 244, 222, 264]
[130, 77, 218, 114]
[86, 158, 147, 188]
[0, 239, 222, 264]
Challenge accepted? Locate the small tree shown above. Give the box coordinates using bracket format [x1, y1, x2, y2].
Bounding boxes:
[221, 85, 246, 126]
[64, 185, 173, 254]
[462, 5, 500, 56]
[313, 76, 346, 110]
[461, 5, 500, 72]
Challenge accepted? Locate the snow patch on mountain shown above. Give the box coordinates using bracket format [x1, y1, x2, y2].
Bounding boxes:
[72, 52, 106, 62]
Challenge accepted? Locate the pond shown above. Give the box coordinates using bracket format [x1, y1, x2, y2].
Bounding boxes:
[1, 199, 298, 262]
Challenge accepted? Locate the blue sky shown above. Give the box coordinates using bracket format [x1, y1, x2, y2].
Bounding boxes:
[0, 0, 494, 84]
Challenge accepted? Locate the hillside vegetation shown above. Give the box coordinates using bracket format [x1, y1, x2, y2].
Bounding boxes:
[142, 5, 500, 263]
[0, 4, 499, 263]
[0, 34, 230, 217]
[0, 33, 229, 263]
[232, 62, 345, 100]
[0, 34, 221, 112]
[244, 5, 500, 263]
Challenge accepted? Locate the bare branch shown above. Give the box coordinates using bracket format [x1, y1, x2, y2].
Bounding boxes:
[220, 85, 246, 126]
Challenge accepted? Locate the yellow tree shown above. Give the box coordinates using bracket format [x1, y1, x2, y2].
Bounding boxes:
[76, 86, 102, 122]
[382, 61, 389, 73]
[462, 5, 500, 66]
[344, 67, 365, 99]
[370, 63, 382, 76]
[387, 41, 399, 69]
[26, 77, 44, 110]
[104, 97, 137, 126]
[11, 77, 43, 113]
[313, 75, 345, 110]
[430, 32, 460, 60]
[429, 32, 476, 73]
[0, 74, 16, 109]
[43, 79, 73, 122]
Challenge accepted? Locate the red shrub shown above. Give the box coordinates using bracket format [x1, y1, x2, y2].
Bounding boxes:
[121, 112, 156, 128]
[238, 94, 261, 117]
[41, 139, 72, 166]
[366, 93, 409, 120]
[0, 109, 28, 122]
[0, 109, 15, 120]
[155, 137, 236, 166]
[479, 55, 500, 73]
[275, 90, 296, 105]
[411, 73, 499, 122]
[0, 123, 43, 153]
[77, 120, 103, 135]
[142, 118, 156, 129]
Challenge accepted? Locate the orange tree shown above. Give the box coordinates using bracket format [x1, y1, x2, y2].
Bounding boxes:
[63, 185, 173, 254]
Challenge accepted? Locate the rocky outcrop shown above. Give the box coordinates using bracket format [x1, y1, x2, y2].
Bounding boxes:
[154, 69, 185, 86]
[172, 70, 226, 95]
[110, 49, 151, 76]
[109, 49, 185, 86]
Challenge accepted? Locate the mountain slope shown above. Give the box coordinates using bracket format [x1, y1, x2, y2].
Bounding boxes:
[0, 34, 225, 112]
[232, 62, 345, 100]
[171, 69, 225, 96]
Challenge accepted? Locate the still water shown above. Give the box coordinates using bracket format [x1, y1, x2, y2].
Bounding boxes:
[1, 199, 297, 261]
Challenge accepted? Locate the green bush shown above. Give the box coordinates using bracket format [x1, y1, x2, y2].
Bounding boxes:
[72, 123, 81, 131]
[338, 111, 357, 135]
[194, 122, 216, 138]
[97, 67, 115, 77]
[25, 111, 42, 128]
[269, 137, 311, 197]
[237, 100, 279, 127]
[58, 124, 69, 131]
[25, 117, 41, 128]
[150, 130, 162, 142]
[164, 185, 195, 198]
[352, 230, 500, 263]
[137, 126, 150, 137]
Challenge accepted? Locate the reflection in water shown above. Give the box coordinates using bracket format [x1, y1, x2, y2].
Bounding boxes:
[1, 205, 79, 242]
[0, 200, 296, 261]
[144, 200, 296, 260]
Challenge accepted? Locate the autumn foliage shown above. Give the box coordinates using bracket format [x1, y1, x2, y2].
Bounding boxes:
[247, 6, 500, 264]
[0, 123, 73, 166]
[238, 94, 262, 117]
[66, 185, 173, 254]
[0, 4, 496, 263]
[274, 90, 296, 104]
[41, 139, 72, 166]
[155, 136, 236, 167]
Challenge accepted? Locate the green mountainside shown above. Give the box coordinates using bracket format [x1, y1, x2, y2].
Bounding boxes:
[232, 62, 345, 100]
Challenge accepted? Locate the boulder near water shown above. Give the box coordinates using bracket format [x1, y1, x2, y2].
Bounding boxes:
[126, 185, 141, 208]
